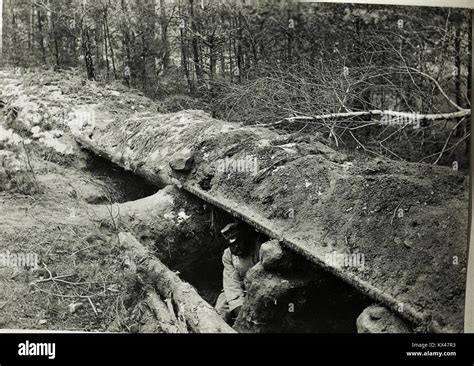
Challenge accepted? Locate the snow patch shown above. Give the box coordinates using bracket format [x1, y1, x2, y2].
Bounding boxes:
[30, 126, 73, 155]
[177, 210, 191, 223]
[0, 126, 23, 146]
[163, 209, 191, 224]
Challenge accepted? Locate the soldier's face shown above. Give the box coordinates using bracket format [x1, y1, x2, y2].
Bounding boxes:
[229, 238, 242, 256]
[228, 234, 251, 257]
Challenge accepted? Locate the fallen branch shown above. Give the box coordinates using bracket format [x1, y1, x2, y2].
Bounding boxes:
[31, 285, 106, 299]
[419, 132, 470, 164]
[404, 67, 465, 112]
[145, 292, 187, 333]
[21, 140, 38, 186]
[257, 109, 471, 127]
[86, 296, 98, 315]
[31, 274, 76, 285]
[349, 131, 383, 158]
[69, 244, 100, 257]
[433, 117, 466, 165]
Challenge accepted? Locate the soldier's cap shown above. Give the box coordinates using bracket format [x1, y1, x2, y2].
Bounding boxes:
[220, 222, 241, 242]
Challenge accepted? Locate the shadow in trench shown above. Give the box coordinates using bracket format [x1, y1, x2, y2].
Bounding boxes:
[80, 152, 373, 332]
[82, 152, 160, 203]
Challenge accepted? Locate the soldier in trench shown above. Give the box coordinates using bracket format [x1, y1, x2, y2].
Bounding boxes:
[215, 222, 262, 325]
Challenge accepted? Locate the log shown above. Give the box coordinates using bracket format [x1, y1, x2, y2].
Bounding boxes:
[145, 291, 188, 333]
[118, 232, 236, 334]
[116, 236, 188, 334]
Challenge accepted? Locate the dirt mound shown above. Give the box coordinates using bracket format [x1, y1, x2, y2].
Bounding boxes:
[77, 107, 468, 332]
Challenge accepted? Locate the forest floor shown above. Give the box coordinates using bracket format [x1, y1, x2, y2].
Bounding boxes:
[0, 68, 169, 331]
[0, 67, 469, 333]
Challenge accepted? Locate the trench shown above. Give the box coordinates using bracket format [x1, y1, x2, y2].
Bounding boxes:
[83, 152, 160, 203]
[83, 152, 373, 333]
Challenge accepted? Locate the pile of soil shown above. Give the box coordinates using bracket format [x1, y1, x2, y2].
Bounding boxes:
[76, 98, 468, 332]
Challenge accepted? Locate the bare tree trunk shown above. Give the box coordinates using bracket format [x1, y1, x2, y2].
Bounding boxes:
[209, 35, 216, 82]
[95, 26, 101, 72]
[229, 26, 233, 82]
[455, 28, 463, 138]
[0, 0, 3, 65]
[36, 6, 47, 64]
[219, 43, 225, 79]
[121, 0, 132, 71]
[52, 17, 60, 68]
[466, 25, 472, 159]
[160, 0, 170, 71]
[189, 0, 202, 87]
[287, 8, 292, 64]
[141, 35, 148, 89]
[236, 11, 243, 82]
[104, 5, 117, 79]
[103, 20, 110, 76]
[180, 26, 192, 92]
[25, 3, 33, 53]
[82, 27, 95, 80]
